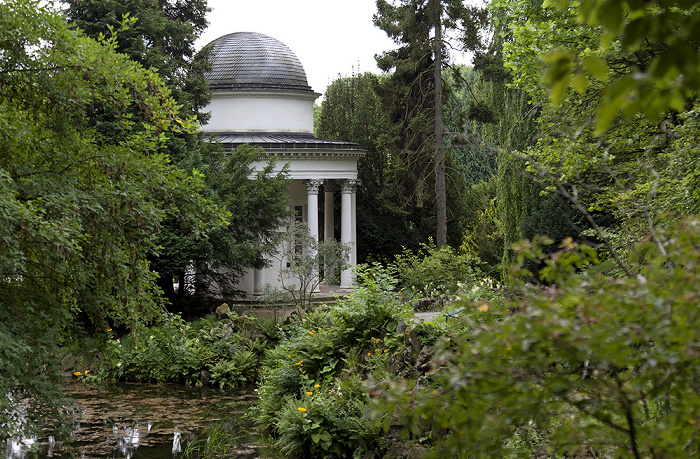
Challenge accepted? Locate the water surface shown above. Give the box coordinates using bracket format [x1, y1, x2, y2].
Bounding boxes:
[6, 381, 259, 458]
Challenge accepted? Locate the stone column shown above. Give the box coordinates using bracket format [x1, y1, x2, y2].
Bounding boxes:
[340, 179, 358, 289]
[351, 185, 357, 266]
[305, 180, 322, 243]
[305, 179, 323, 293]
[253, 268, 265, 295]
[323, 180, 335, 284]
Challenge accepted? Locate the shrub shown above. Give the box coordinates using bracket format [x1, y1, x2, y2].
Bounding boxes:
[377, 218, 700, 458]
[393, 242, 482, 297]
[97, 313, 262, 386]
[209, 350, 257, 388]
[275, 391, 373, 458]
[331, 263, 412, 346]
[254, 263, 411, 456]
[413, 320, 443, 347]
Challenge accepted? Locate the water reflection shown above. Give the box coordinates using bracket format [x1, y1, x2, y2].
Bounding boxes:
[6, 381, 258, 458]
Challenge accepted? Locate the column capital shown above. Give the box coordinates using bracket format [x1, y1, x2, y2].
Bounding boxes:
[340, 179, 360, 194]
[304, 179, 323, 194]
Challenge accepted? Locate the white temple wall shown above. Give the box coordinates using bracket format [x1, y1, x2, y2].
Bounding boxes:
[202, 91, 316, 133]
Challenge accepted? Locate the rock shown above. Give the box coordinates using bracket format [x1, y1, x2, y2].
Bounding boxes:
[385, 442, 428, 459]
[215, 303, 230, 319]
[200, 369, 211, 386]
[396, 319, 407, 334]
[61, 353, 75, 372]
[404, 328, 422, 355]
[415, 346, 435, 373]
[411, 298, 435, 312]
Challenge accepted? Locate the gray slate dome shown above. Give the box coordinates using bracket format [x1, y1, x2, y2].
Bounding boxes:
[205, 32, 313, 92]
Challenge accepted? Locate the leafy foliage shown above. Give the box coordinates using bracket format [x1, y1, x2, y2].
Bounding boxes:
[393, 242, 482, 297]
[377, 217, 700, 458]
[98, 313, 264, 387]
[0, 0, 222, 440]
[542, 0, 700, 133]
[493, 0, 700, 258]
[254, 264, 411, 457]
[64, 0, 291, 306]
[210, 350, 257, 389]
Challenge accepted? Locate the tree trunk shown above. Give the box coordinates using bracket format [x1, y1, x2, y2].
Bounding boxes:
[433, 0, 447, 248]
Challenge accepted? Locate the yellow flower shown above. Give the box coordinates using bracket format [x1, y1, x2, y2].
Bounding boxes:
[309, 330, 316, 335]
[106, 328, 112, 332]
[85, 370, 89, 374]
[478, 304, 489, 312]
[295, 361, 303, 366]
[367, 352, 372, 356]
[298, 407, 307, 412]
[314, 384, 321, 388]
[306, 391, 313, 396]
[74, 371, 82, 376]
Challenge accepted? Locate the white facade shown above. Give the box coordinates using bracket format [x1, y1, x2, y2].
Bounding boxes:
[202, 91, 316, 134]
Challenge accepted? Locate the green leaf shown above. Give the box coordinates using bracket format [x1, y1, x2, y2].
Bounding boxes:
[543, 48, 576, 104]
[571, 74, 588, 94]
[582, 56, 609, 80]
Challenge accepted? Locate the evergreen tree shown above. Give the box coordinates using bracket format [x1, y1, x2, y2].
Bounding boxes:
[373, 0, 488, 247]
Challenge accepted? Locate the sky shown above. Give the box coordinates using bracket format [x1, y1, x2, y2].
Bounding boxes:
[194, 0, 398, 97]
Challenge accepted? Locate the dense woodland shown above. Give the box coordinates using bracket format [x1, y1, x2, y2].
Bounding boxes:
[1, 0, 699, 457]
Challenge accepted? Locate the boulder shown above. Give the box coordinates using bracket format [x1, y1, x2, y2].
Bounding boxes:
[215, 303, 230, 319]
[415, 345, 435, 374]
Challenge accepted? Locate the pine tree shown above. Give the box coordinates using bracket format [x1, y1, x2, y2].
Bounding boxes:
[373, 0, 487, 247]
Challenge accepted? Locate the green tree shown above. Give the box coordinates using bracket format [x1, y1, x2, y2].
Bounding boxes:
[0, 0, 223, 439]
[63, 0, 211, 115]
[64, 0, 291, 303]
[374, 0, 488, 247]
[192, 145, 291, 298]
[317, 73, 416, 258]
[494, 0, 700, 261]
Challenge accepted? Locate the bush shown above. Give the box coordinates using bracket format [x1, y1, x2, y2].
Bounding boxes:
[377, 218, 700, 458]
[253, 263, 410, 456]
[331, 263, 412, 346]
[393, 242, 482, 297]
[275, 392, 375, 459]
[209, 350, 257, 388]
[97, 313, 262, 386]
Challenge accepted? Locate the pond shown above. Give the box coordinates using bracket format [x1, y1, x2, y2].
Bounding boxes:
[5, 381, 261, 458]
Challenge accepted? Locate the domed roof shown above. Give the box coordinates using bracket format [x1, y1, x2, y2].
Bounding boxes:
[204, 32, 313, 92]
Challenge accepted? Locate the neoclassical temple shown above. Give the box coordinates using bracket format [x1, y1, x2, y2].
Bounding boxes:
[200, 32, 363, 295]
